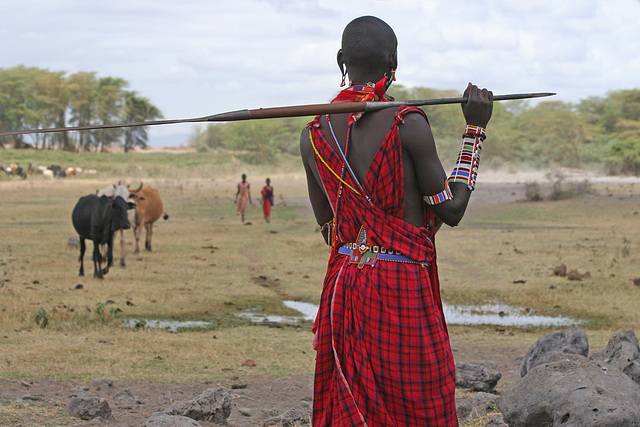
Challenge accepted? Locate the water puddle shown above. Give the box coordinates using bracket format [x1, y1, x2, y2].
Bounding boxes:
[236, 301, 317, 324]
[441, 303, 576, 328]
[238, 301, 577, 328]
[124, 300, 577, 331]
[122, 319, 212, 331]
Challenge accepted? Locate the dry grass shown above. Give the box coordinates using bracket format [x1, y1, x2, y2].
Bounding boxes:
[438, 191, 640, 335]
[0, 171, 322, 382]
[0, 402, 73, 427]
[1, 160, 639, 388]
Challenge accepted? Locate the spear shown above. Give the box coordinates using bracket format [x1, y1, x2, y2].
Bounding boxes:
[0, 92, 555, 137]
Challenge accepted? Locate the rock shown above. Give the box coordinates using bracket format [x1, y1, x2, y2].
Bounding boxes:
[553, 264, 567, 277]
[141, 412, 203, 427]
[455, 362, 501, 392]
[238, 407, 254, 417]
[164, 387, 232, 423]
[590, 328, 640, 385]
[498, 353, 640, 426]
[262, 401, 312, 426]
[66, 395, 112, 421]
[484, 413, 508, 427]
[280, 400, 312, 426]
[92, 377, 113, 388]
[470, 392, 498, 418]
[68, 386, 93, 398]
[68, 236, 80, 248]
[455, 399, 471, 420]
[520, 326, 588, 377]
[566, 269, 582, 280]
[114, 388, 136, 400]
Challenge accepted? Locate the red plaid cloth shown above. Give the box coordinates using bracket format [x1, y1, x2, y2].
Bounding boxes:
[309, 106, 458, 426]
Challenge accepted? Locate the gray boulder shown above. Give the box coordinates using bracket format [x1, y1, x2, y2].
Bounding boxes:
[68, 386, 92, 398]
[66, 395, 112, 421]
[485, 414, 509, 427]
[520, 326, 588, 377]
[164, 387, 232, 423]
[470, 392, 498, 419]
[92, 377, 113, 388]
[142, 412, 203, 427]
[590, 328, 640, 385]
[263, 400, 312, 426]
[455, 361, 501, 392]
[498, 352, 640, 426]
[455, 399, 471, 421]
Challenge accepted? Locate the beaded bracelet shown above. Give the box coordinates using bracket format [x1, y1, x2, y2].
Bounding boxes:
[448, 125, 486, 190]
[424, 180, 454, 205]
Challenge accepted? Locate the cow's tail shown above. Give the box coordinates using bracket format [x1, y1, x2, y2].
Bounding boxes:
[163, 212, 169, 220]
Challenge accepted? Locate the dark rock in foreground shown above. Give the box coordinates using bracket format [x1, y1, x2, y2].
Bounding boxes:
[66, 394, 112, 421]
[164, 387, 232, 423]
[520, 326, 588, 377]
[142, 412, 203, 427]
[590, 328, 640, 386]
[263, 400, 312, 426]
[455, 361, 501, 392]
[499, 352, 640, 426]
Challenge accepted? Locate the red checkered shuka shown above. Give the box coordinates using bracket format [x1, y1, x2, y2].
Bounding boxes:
[309, 106, 458, 426]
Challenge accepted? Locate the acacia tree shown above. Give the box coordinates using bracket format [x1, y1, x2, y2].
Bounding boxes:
[122, 91, 162, 152]
[67, 71, 98, 152]
[92, 77, 128, 152]
[0, 66, 41, 148]
[0, 67, 162, 152]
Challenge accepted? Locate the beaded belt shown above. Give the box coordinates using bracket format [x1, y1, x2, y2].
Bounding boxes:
[338, 243, 428, 268]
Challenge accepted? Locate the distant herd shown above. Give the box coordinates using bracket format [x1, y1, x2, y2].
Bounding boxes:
[1, 163, 97, 179]
[72, 183, 169, 279]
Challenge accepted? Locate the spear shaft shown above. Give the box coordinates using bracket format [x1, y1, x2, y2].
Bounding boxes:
[0, 92, 555, 137]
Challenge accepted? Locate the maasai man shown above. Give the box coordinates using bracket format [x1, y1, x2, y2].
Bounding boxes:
[234, 173, 251, 222]
[261, 178, 274, 223]
[300, 16, 493, 426]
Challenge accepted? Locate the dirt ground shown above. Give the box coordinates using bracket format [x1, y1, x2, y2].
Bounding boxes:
[0, 339, 527, 426]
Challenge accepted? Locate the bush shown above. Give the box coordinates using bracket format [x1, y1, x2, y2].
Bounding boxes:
[606, 138, 640, 176]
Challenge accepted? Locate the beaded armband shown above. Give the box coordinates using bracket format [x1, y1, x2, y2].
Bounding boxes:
[424, 180, 454, 205]
[448, 125, 486, 190]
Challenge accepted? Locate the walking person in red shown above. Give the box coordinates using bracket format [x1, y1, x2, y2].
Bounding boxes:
[261, 178, 274, 223]
[300, 16, 493, 426]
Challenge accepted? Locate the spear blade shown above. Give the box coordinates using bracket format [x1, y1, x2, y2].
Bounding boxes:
[0, 92, 555, 137]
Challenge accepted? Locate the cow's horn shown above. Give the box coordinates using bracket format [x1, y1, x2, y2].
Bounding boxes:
[134, 182, 143, 192]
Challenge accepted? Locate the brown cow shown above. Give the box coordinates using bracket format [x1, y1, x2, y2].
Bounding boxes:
[130, 186, 169, 253]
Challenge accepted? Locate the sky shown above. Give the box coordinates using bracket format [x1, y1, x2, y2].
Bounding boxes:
[2, 0, 640, 146]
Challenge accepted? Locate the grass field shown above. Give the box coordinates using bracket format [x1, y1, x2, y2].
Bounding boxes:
[1, 150, 640, 386]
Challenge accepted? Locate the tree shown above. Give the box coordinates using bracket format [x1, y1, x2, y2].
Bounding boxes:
[92, 77, 128, 152]
[67, 71, 99, 152]
[0, 66, 41, 148]
[122, 91, 163, 152]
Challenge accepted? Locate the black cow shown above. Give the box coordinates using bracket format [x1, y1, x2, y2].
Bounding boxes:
[71, 195, 133, 279]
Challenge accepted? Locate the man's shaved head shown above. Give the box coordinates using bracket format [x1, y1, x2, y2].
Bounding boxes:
[340, 16, 397, 71]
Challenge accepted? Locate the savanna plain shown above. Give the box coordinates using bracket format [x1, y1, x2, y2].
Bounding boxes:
[1, 150, 639, 426]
